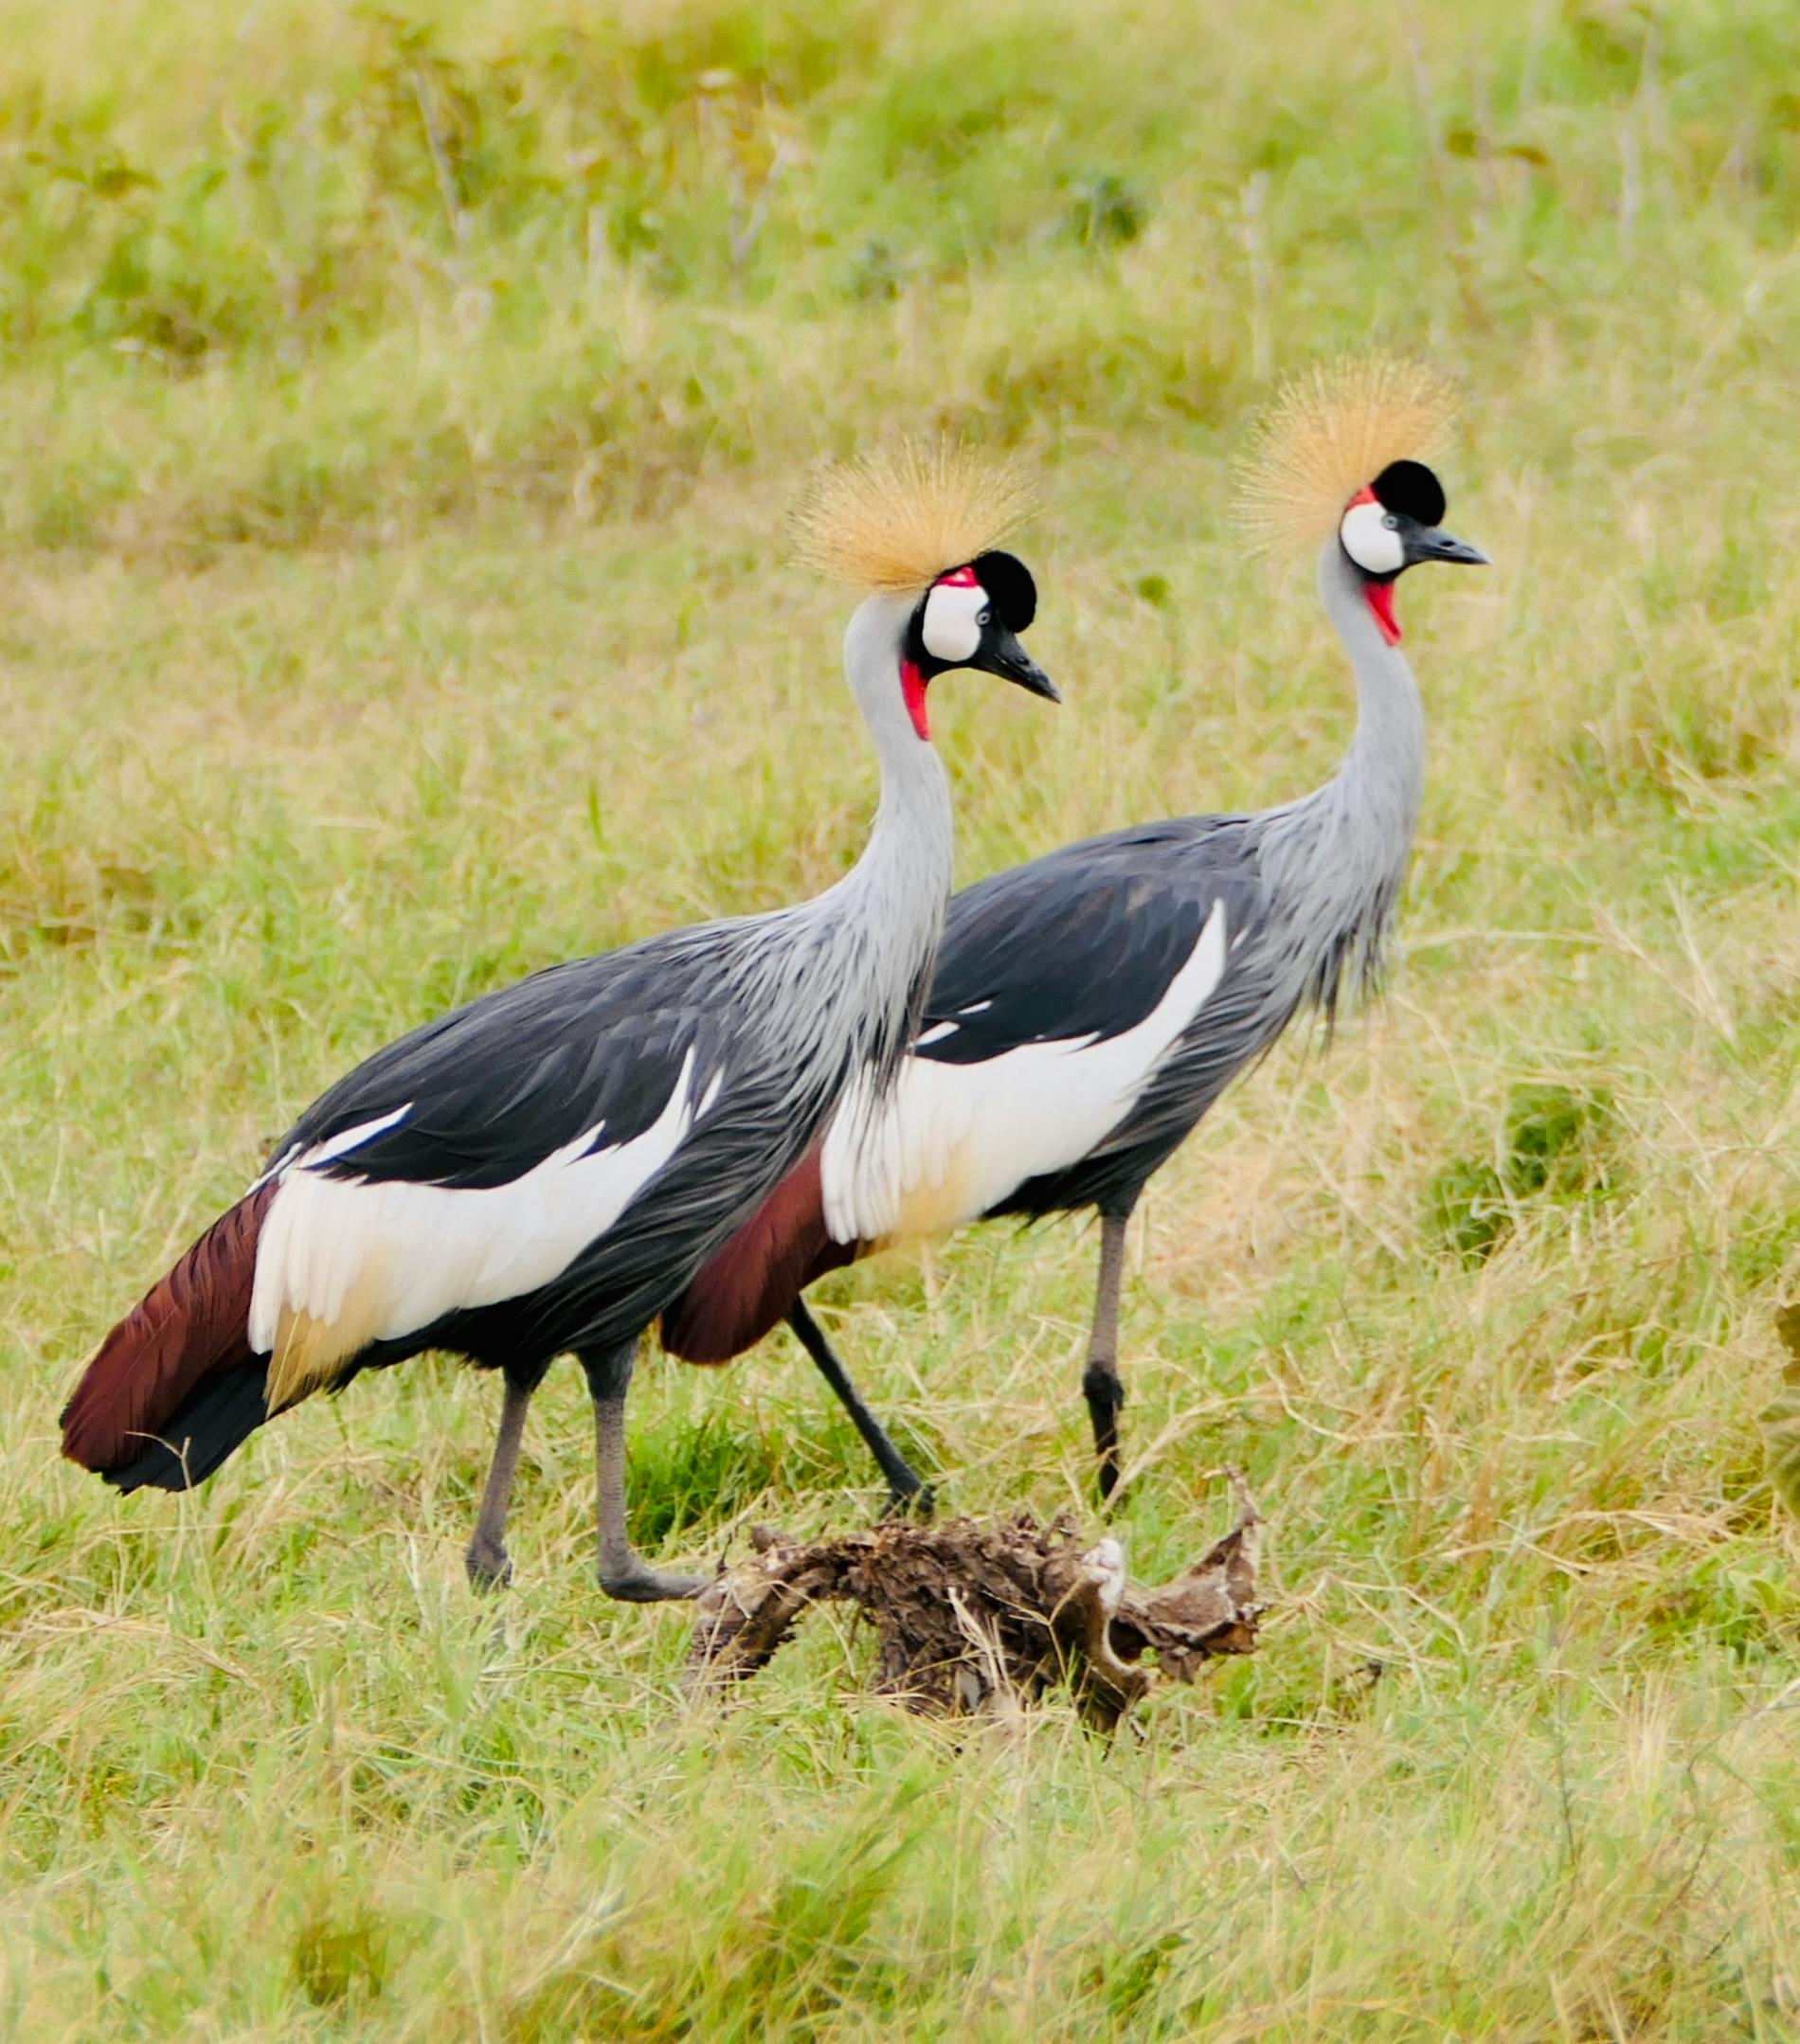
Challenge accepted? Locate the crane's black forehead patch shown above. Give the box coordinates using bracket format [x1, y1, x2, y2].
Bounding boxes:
[968, 550, 1036, 633]
[1371, 459, 1447, 528]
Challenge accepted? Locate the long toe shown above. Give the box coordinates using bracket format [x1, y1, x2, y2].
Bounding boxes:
[598, 1560, 711, 1604]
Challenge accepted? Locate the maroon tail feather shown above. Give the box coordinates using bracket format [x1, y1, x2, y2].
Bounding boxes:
[662, 1152, 861, 1365]
[61, 1182, 276, 1473]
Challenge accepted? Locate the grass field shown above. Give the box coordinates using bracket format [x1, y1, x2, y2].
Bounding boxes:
[4, 0, 1800, 2035]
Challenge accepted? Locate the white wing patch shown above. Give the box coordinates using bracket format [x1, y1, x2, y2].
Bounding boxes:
[304, 1104, 412, 1171]
[822, 901, 1230, 1244]
[250, 1106, 414, 1193]
[249, 1051, 711, 1407]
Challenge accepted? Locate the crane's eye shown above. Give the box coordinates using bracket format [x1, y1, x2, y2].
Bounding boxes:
[977, 608, 991, 628]
[1383, 514, 1398, 530]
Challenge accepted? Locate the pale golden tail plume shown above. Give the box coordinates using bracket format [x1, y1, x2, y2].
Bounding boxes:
[263, 1240, 401, 1414]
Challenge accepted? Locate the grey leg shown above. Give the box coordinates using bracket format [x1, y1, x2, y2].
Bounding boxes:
[1081, 1210, 1132, 1501]
[583, 1342, 710, 1603]
[465, 1374, 531, 1589]
[787, 1300, 933, 1518]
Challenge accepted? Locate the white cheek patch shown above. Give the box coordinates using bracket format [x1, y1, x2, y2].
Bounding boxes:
[921, 581, 986, 665]
[1340, 499, 1406, 576]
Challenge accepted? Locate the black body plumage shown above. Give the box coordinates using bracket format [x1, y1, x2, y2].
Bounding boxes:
[104, 925, 871, 1490]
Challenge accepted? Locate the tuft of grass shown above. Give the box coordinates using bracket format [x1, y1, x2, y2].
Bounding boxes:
[1765, 1305, 1800, 1521]
[291, 1902, 391, 2010]
[1425, 1079, 1619, 1264]
[1, 0, 1798, 2035]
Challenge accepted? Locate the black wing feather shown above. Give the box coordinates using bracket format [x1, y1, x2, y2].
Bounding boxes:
[921, 818, 1260, 1059]
[271, 930, 730, 1191]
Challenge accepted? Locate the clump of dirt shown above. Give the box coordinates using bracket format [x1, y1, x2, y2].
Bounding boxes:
[690, 1475, 1263, 1731]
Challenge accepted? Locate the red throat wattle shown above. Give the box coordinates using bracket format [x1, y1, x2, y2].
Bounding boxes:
[901, 658, 931, 740]
[1364, 581, 1402, 644]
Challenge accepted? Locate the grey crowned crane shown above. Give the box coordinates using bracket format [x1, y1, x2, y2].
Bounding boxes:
[59, 447, 1056, 1601]
[661, 359, 1486, 1503]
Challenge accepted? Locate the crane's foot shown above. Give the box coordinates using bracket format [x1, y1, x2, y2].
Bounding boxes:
[599, 1556, 711, 1604]
[880, 1479, 937, 1524]
[465, 1533, 514, 1591]
[1095, 1453, 1125, 1509]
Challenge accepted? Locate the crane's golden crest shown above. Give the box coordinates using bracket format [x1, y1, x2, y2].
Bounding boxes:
[1236, 356, 1459, 553]
[792, 440, 1035, 593]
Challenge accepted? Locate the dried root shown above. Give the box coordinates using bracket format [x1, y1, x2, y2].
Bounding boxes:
[690, 1473, 1263, 1731]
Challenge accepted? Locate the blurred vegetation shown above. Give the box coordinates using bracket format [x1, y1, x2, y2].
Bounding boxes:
[1, 0, 1798, 546]
[2, 1, 1798, 2037]
[1426, 1080, 1619, 1264]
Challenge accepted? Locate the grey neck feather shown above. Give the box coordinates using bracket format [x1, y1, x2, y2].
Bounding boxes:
[1255, 538, 1428, 1014]
[758, 591, 953, 1090]
[835, 590, 956, 922]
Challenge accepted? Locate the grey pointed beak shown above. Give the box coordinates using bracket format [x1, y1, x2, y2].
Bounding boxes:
[1413, 527, 1489, 567]
[975, 628, 1059, 703]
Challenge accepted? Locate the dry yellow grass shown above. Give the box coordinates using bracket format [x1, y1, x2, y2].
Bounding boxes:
[2, 0, 1798, 2035]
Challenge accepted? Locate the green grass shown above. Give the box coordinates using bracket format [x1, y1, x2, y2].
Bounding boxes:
[4, 0, 1800, 2035]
